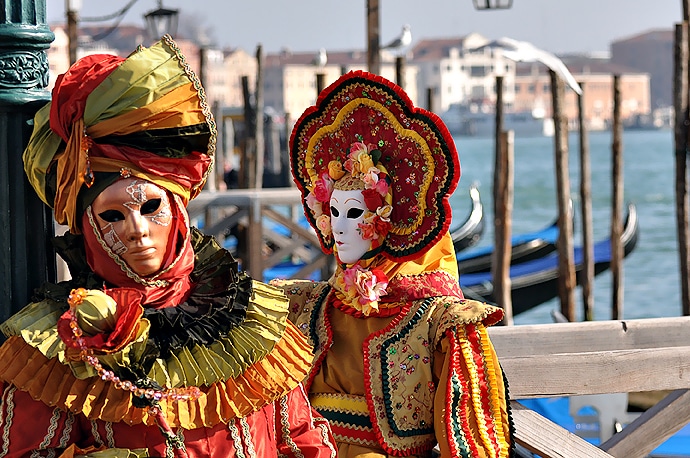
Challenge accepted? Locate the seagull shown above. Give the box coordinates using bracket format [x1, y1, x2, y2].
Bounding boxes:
[311, 48, 327, 67]
[382, 24, 412, 50]
[472, 37, 582, 95]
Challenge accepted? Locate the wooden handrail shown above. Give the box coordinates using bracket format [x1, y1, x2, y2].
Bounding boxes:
[489, 317, 690, 457]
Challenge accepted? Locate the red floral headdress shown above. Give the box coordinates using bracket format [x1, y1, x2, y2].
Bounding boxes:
[290, 70, 460, 262]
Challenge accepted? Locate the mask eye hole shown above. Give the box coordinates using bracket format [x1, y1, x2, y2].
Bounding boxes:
[347, 208, 364, 219]
[141, 198, 162, 215]
[330, 206, 339, 217]
[98, 210, 125, 223]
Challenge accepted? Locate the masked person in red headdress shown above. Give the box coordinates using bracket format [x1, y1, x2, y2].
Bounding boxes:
[272, 71, 514, 457]
[0, 36, 337, 458]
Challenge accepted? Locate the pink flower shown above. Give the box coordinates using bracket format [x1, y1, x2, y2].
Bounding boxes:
[349, 142, 369, 158]
[340, 266, 389, 315]
[362, 167, 380, 189]
[374, 178, 389, 196]
[306, 192, 323, 217]
[313, 173, 334, 202]
[356, 268, 388, 303]
[358, 220, 377, 240]
[316, 214, 332, 236]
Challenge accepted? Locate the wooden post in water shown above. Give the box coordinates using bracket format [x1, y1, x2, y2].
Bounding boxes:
[494, 130, 514, 325]
[366, 0, 381, 75]
[492, 75, 513, 324]
[610, 75, 624, 320]
[578, 83, 595, 321]
[426, 87, 434, 113]
[673, 20, 690, 315]
[395, 56, 405, 90]
[255, 45, 265, 189]
[550, 70, 576, 321]
[316, 73, 325, 95]
[241, 75, 256, 189]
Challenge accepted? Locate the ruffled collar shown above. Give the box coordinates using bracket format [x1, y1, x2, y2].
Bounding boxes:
[0, 230, 314, 426]
[42, 227, 252, 369]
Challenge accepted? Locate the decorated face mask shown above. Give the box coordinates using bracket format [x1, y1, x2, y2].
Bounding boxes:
[90, 179, 173, 276]
[330, 189, 372, 265]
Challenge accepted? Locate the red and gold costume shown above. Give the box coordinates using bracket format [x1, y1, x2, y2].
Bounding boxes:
[0, 36, 336, 458]
[273, 71, 514, 457]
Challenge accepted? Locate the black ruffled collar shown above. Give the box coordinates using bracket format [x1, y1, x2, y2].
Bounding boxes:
[38, 227, 253, 362]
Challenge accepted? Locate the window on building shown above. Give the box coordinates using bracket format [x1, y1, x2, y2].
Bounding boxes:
[470, 66, 486, 77]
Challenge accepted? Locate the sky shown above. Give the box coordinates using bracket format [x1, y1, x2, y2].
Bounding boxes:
[49, 0, 682, 55]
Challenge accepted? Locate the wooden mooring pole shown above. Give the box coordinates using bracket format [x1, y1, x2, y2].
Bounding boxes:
[492, 75, 514, 324]
[578, 83, 595, 321]
[255, 44, 265, 190]
[550, 70, 576, 321]
[395, 56, 405, 90]
[494, 130, 514, 325]
[611, 75, 625, 320]
[674, 15, 690, 316]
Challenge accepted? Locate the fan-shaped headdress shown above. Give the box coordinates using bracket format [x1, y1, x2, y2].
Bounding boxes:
[290, 70, 460, 262]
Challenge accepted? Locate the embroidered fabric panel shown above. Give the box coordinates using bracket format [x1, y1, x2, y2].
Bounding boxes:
[363, 298, 437, 455]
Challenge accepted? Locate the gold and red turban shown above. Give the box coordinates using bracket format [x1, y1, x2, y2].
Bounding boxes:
[23, 35, 215, 232]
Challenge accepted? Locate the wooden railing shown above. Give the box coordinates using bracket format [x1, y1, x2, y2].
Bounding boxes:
[489, 316, 690, 457]
[187, 188, 330, 281]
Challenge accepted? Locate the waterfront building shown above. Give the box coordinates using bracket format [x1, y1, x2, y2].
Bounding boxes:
[611, 29, 673, 109]
[409, 33, 517, 114]
[513, 56, 651, 130]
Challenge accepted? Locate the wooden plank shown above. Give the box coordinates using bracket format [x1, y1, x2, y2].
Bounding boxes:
[502, 346, 690, 398]
[203, 208, 247, 239]
[262, 229, 315, 267]
[601, 389, 690, 457]
[186, 188, 302, 219]
[511, 401, 614, 458]
[488, 317, 690, 357]
[262, 207, 320, 246]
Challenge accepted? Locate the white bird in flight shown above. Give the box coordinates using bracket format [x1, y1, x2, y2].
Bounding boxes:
[473, 37, 582, 95]
[382, 24, 412, 50]
[312, 48, 327, 67]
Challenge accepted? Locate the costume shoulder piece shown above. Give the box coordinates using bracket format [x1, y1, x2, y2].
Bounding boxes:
[428, 297, 503, 347]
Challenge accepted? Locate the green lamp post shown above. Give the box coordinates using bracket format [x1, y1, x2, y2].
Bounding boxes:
[0, 0, 54, 322]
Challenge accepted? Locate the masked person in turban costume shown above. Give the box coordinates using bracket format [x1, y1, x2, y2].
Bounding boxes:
[0, 36, 337, 458]
[271, 71, 514, 458]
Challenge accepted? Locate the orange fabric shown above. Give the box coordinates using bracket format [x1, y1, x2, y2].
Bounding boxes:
[0, 323, 314, 429]
[54, 118, 88, 231]
[87, 83, 206, 138]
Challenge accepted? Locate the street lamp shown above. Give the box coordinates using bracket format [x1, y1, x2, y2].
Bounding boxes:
[472, 0, 513, 9]
[144, 0, 179, 39]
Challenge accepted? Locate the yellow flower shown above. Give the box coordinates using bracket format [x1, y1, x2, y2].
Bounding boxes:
[328, 161, 346, 180]
[357, 152, 375, 174]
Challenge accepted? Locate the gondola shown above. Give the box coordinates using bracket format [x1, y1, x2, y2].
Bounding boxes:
[449, 183, 485, 253]
[457, 219, 559, 275]
[460, 203, 639, 315]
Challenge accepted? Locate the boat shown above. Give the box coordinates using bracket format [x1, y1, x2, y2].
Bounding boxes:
[456, 218, 559, 275]
[440, 101, 554, 138]
[449, 183, 484, 253]
[460, 203, 639, 315]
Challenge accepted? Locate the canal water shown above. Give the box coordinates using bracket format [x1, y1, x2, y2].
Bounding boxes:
[450, 129, 679, 325]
